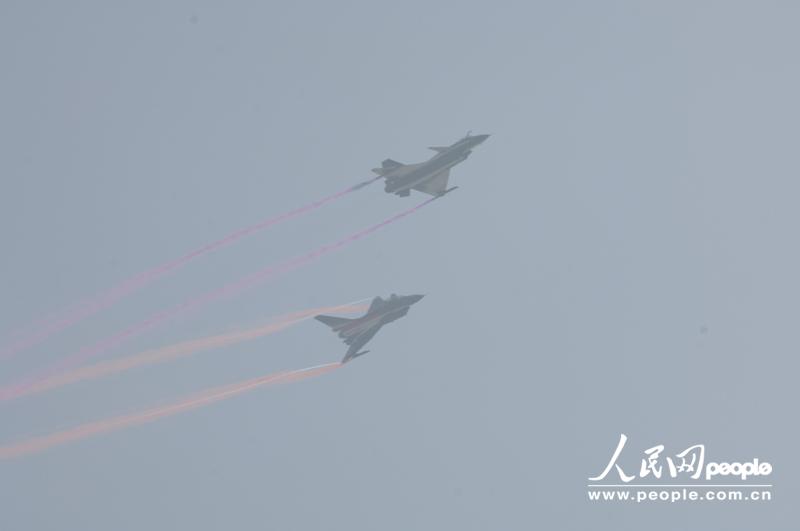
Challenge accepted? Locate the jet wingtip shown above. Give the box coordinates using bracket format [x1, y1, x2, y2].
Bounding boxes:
[436, 186, 459, 199]
[343, 350, 370, 363]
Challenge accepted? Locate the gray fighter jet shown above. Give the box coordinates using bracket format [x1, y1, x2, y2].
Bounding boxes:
[372, 132, 490, 197]
[315, 294, 424, 363]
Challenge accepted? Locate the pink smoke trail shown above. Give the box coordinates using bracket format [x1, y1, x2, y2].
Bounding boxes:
[0, 178, 378, 362]
[0, 362, 342, 459]
[9, 302, 366, 401]
[0, 197, 435, 402]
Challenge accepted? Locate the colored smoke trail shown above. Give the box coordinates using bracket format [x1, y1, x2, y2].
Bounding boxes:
[9, 303, 366, 401]
[0, 178, 378, 362]
[0, 197, 435, 402]
[0, 362, 342, 460]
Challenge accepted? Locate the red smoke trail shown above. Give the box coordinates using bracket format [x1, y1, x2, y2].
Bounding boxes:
[9, 303, 366, 401]
[0, 197, 434, 402]
[0, 362, 342, 459]
[0, 178, 378, 362]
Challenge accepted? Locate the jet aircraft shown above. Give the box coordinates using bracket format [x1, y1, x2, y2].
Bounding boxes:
[315, 294, 424, 363]
[371, 133, 489, 197]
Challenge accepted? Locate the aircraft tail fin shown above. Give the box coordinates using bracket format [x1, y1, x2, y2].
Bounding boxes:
[315, 315, 354, 331]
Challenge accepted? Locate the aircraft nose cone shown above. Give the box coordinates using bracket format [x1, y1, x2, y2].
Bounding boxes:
[409, 294, 425, 304]
[473, 134, 490, 143]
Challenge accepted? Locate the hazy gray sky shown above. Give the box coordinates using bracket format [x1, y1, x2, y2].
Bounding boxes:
[1, 1, 797, 529]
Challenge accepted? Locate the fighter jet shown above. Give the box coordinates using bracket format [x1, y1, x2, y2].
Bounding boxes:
[371, 132, 490, 197]
[315, 294, 424, 363]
